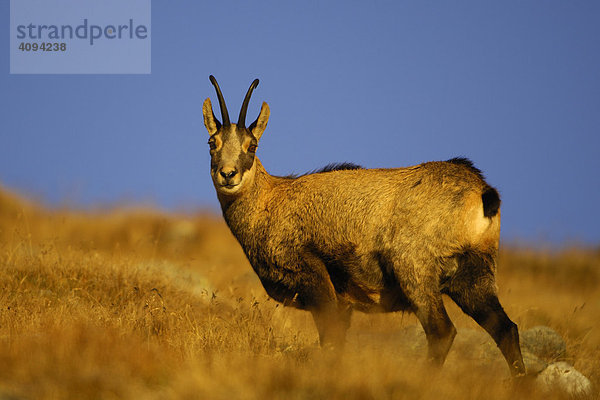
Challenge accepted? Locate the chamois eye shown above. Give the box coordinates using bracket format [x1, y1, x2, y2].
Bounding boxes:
[208, 140, 216, 150]
[248, 144, 257, 153]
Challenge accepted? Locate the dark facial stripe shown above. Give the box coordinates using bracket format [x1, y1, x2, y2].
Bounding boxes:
[210, 126, 256, 176]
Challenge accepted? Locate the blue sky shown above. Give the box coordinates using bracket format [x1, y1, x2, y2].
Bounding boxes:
[1, 1, 599, 244]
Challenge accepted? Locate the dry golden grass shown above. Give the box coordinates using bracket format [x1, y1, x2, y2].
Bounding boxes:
[0, 186, 598, 399]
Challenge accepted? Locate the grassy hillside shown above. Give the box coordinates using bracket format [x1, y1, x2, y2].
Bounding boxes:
[0, 187, 598, 399]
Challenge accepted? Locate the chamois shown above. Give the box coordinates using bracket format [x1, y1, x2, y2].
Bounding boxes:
[202, 76, 526, 376]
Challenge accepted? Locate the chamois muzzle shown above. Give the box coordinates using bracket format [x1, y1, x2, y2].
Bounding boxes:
[219, 167, 238, 180]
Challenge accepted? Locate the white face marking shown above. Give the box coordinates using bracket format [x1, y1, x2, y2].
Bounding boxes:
[220, 130, 241, 166]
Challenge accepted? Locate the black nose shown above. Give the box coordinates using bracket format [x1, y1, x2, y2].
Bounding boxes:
[220, 168, 238, 179]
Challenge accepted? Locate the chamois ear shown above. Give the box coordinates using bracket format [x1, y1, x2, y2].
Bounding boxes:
[202, 98, 221, 135]
[249, 102, 270, 141]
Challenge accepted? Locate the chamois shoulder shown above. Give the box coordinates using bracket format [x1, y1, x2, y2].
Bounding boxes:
[311, 162, 364, 174]
[279, 162, 364, 179]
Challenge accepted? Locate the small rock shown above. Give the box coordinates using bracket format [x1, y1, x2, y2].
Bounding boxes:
[520, 326, 567, 362]
[536, 361, 593, 397]
[522, 350, 547, 375]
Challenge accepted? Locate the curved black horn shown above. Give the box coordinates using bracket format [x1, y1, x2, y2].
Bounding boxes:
[209, 75, 230, 126]
[238, 79, 260, 128]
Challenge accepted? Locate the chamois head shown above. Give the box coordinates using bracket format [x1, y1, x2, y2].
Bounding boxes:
[203, 76, 270, 195]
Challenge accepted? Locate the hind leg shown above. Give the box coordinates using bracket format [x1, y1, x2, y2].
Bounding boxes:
[446, 254, 526, 376]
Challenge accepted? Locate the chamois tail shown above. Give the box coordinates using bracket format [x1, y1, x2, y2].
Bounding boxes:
[482, 187, 500, 218]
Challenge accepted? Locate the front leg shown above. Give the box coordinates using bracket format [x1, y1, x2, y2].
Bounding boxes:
[257, 249, 353, 349]
[311, 301, 352, 349]
[287, 250, 353, 349]
[293, 265, 352, 349]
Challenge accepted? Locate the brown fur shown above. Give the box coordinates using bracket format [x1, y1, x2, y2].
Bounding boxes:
[202, 77, 526, 376]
